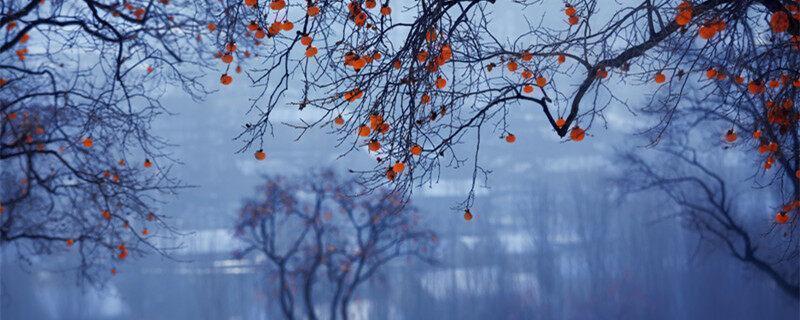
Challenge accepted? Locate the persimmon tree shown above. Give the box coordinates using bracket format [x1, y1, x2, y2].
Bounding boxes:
[233, 169, 437, 320]
[613, 0, 800, 298]
[213, 0, 800, 214]
[0, 0, 216, 282]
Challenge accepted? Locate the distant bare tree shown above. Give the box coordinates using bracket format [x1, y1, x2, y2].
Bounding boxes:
[1, 0, 216, 283]
[233, 169, 437, 320]
[622, 142, 799, 298]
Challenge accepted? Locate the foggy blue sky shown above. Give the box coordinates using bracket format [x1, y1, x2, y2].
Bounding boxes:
[1, 1, 797, 319]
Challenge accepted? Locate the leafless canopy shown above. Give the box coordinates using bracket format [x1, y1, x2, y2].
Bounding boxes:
[622, 142, 799, 298]
[213, 0, 800, 211]
[1, 0, 215, 283]
[234, 169, 438, 320]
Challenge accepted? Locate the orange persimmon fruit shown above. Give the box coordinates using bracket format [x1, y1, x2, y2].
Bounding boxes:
[410, 144, 422, 156]
[570, 126, 585, 141]
[724, 129, 737, 143]
[254, 149, 266, 160]
[505, 134, 516, 143]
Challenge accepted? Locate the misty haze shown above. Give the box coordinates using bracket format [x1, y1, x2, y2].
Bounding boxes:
[1, 0, 798, 319]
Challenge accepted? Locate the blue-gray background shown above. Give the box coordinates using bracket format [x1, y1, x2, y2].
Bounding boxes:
[1, 2, 797, 319]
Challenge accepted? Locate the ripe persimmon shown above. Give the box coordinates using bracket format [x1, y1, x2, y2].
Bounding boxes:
[354, 12, 367, 27]
[378, 122, 390, 134]
[425, 29, 437, 42]
[441, 44, 453, 61]
[305, 46, 318, 57]
[771, 11, 789, 33]
[435, 76, 447, 89]
[776, 212, 790, 224]
[507, 60, 518, 72]
[358, 125, 371, 137]
[368, 139, 381, 152]
[344, 88, 363, 101]
[417, 50, 428, 62]
[748, 80, 765, 94]
[254, 149, 266, 160]
[421, 93, 431, 104]
[724, 129, 737, 143]
[675, 1, 692, 26]
[220, 73, 233, 85]
[247, 21, 259, 31]
[764, 156, 775, 169]
[769, 79, 780, 88]
[596, 68, 608, 79]
[536, 76, 547, 87]
[505, 133, 516, 143]
[255, 28, 266, 39]
[706, 68, 717, 79]
[654, 72, 666, 84]
[521, 51, 533, 61]
[565, 5, 576, 16]
[410, 144, 422, 156]
[523, 84, 534, 93]
[118, 244, 128, 260]
[392, 161, 405, 173]
[369, 114, 383, 130]
[522, 70, 533, 79]
[352, 57, 367, 70]
[269, 0, 286, 10]
[570, 126, 585, 141]
[698, 25, 716, 39]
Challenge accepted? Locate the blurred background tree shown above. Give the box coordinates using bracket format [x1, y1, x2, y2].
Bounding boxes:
[234, 169, 438, 320]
